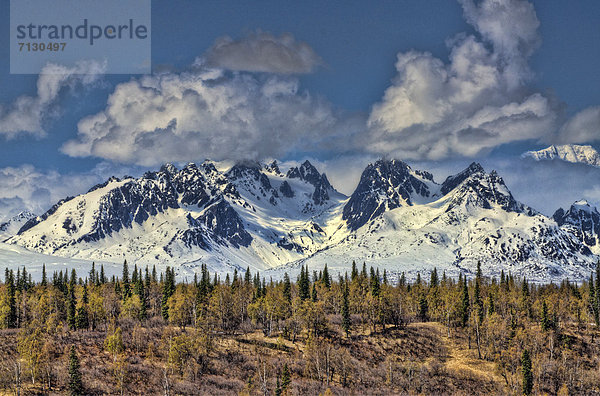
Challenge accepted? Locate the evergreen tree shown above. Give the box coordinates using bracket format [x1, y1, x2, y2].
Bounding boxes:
[131, 264, 138, 286]
[488, 293, 495, 316]
[418, 294, 429, 321]
[399, 272, 406, 288]
[232, 269, 238, 290]
[589, 273, 597, 324]
[244, 266, 251, 284]
[322, 264, 331, 289]
[68, 346, 83, 395]
[283, 273, 292, 304]
[522, 349, 533, 396]
[430, 267, 439, 289]
[100, 264, 106, 284]
[161, 267, 176, 320]
[275, 377, 282, 396]
[299, 265, 310, 301]
[67, 281, 77, 330]
[41, 263, 47, 287]
[541, 300, 550, 331]
[351, 260, 358, 281]
[311, 283, 318, 302]
[89, 262, 95, 285]
[281, 363, 291, 392]
[370, 267, 380, 297]
[145, 266, 151, 292]
[6, 270, 16, 328]
[122, 260, 131, 300]
[596, 260, 600, 319]
[382, 269, 388, 285]
[459, 280, 470, 327]
[341, 283, 351, 337]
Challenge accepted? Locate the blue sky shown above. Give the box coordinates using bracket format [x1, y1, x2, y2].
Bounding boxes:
[0, 0, 599, 218]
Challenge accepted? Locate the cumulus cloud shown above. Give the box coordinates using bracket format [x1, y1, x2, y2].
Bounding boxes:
[556, 106, 600, 144]
[202, 31, 322, 74]
[366, 0, 557, 160]
[0, 162, 139, 223]
[62, 68, 361, 166]
[0, 61, 105, 138]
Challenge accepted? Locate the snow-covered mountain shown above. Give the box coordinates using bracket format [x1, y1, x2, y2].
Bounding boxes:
[522, 144, 600, 167]
[553, 200, 600, 255]
[0, 211, 36, 240]
[6, 159, 598, 281]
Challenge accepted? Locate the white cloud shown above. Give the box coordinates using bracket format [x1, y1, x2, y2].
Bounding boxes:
[202, 31, 322, 74]
[366, 0, 557, 160]
[0, 61, 105, 138]
[556, 106, 600, 144]
[62, 68, 361, 166]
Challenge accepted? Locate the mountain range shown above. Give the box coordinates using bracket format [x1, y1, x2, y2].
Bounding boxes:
[3, 159, 599, 281]
[522, 144, 600, 167]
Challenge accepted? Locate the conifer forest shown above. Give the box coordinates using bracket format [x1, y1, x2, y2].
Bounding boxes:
[1, 261, 600, 395]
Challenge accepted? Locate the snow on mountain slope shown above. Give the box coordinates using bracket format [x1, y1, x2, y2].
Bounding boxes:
[8, 160, 348, 274]
[6, 159, 598, 282]
[522, 144, 600, 167]
[0, 211, 36, 240]
[553, 200, 600, 255]
[292, 162, 595, 282]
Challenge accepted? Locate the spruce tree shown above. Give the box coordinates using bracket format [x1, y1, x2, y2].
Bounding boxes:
[299, 265, 310, 300]
[67, 282, 77, 330]
[283, 273, 292, 304]
[122, 260, 131, 300]
[430, 267, 439, 289]
[281, 363, 291, 392]
[244, 266, 251, 285]
[459, 279, 470, 327]
[161, 267, 176, 320]
[589, 273, 596, 324]
[100, 264, 106, 284]
[596, 260, 600, 320]
[89, 262, 95, 285]
[76, 284, 89, 330]
[488, 293, 495, 316]
[41, 263, 47, 287]
[275, 377, 282, 396]
[351, 261, 358, 281]
[68, 346, 83, 395]
[6, 270, 16, 328]
[399, 272, 406, 288]
[418, 294, 428, 321]
[370, 267, 380, 297]
[311, 283, 318, 302]
[322, 264, 331, 289]
[522, 349, 533, 396]
[541, 300, 550, 331]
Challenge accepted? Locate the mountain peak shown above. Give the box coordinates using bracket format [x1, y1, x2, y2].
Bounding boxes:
[160, 163, 178, 175]
[286, 160, 334, 205]
[440, 162, 485, 195]
[522, 144, 600, 167]
[343, 158, 431, 231]
[553, 200, 600, 253]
